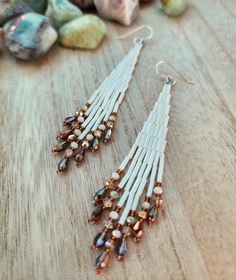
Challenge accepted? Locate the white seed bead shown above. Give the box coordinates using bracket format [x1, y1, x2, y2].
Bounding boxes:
[98, 124, 106, 131]
[68, 134, 76, 141]
[142, 201, 150, 209]
[70, 142, 79, 150]
[86, 134, 94, 141]
[153, 186, 163, 195]
[112, 172, 120, 180]
[109, 115, 116, 121]
[110, 211, 119, 220]
[77, 116, 84, 123]
[74, 129, 81, 136]
[83, 105, 88, 111]
[112, 229, 122, 239]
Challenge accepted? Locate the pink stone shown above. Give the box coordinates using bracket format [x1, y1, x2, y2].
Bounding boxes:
[94, 0, 139, 26]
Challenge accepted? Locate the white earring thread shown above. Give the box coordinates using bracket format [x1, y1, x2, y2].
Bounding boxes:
[89, 66, 175, 274]
[53, 26, 153, 173]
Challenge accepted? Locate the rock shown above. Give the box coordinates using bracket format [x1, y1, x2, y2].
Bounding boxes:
[46, 0, 83, 29]
[94, 0, 139, 26]
[59, 15, 106, 50]
[13, 0, 48, 14]
[4, 12, 57, 60]
[160, 0, 187, 17]
[69, 0, 94, 9]
[0, 2, 32, 26]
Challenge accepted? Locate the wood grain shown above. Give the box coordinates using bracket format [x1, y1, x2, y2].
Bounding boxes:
[1, 0, 236, 279]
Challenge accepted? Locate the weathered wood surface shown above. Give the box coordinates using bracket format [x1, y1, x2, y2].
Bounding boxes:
[1, 0, 236, 279]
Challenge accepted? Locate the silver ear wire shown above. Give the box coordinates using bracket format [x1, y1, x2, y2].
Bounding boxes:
[156, 60, 195, 85]
[117, 25, 154, 43]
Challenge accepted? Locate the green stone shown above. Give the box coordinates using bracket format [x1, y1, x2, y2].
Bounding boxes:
[161, 0, 187, 17]
[46, 0, 83, 29]
[13, 0, 48, 14]
[59, 15, 106, 50]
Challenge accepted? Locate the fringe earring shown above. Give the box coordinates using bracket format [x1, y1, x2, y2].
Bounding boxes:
[52, 25, 153, 173]
[89, 61, 194, 273]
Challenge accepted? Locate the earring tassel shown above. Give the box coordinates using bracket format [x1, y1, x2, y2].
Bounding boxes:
[89, 77, 175, 273]
[53, 39, 144, 173]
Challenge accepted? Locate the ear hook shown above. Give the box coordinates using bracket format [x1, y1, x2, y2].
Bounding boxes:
[117, 25, 154, 43]
[156, 60, 195, 85]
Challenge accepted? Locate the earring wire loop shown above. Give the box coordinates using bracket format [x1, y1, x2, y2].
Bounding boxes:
[117, 25, 154, 43]
[156, 60, 195, 85]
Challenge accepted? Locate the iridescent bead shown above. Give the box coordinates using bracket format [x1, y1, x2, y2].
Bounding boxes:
[105, 239, 115, 249]
[122, 226, 132, 236]
[117, 237, 127, 260]
[57, 156, 68, 172]
[102, 128, 112, 143]
[74, 129, 81, 136]
[94, 130, 102, 138]
[93, 231, 106, 249]
[93, 187, 107, 204]
[112, 229, 122, 239]
[63, 116, 76, 125]
[89, 205, 103, 223]
[59, 129, 72, 139]
[103, 198, 113, 208]
[74, 149, 85, 165]
[52, 141, 67, 152]
[133, 220, 142, 232]
[110, 191, 119, 200]
[110, 211, 119, 220]
[65, 148, 73, 158]
[148, 204, 159, 226]
[81, 140, 90, 149]
[133, 229, 143, 242]
[70, 141, 79, 150]
[95, 251, 109, 274]
[126, 216, 136, 225]
[104, 219, 114, 229]
[106, 121, 114, 129]
[90, 138, 99, 152]
[138, 210, 147, 220]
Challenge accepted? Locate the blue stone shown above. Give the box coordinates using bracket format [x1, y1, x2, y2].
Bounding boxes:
[4, 12, 58, 60]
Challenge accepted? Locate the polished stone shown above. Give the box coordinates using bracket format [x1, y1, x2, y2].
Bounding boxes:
[4, 12, 57, 60]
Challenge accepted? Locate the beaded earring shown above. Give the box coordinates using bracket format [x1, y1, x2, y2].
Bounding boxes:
[52, 25, 153, 173]
[89, 61, 194, 273]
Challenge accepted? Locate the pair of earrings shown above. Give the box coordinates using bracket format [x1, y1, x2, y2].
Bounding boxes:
[52, 25, 192, 273]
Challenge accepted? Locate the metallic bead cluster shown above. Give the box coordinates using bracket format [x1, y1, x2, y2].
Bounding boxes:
[52, 104, 117, 172]
[89, 171, 165, 273]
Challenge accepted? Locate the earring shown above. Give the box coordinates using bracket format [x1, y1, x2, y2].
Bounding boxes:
[89, 61, 194, 273]
[53, 25, 153, 173]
